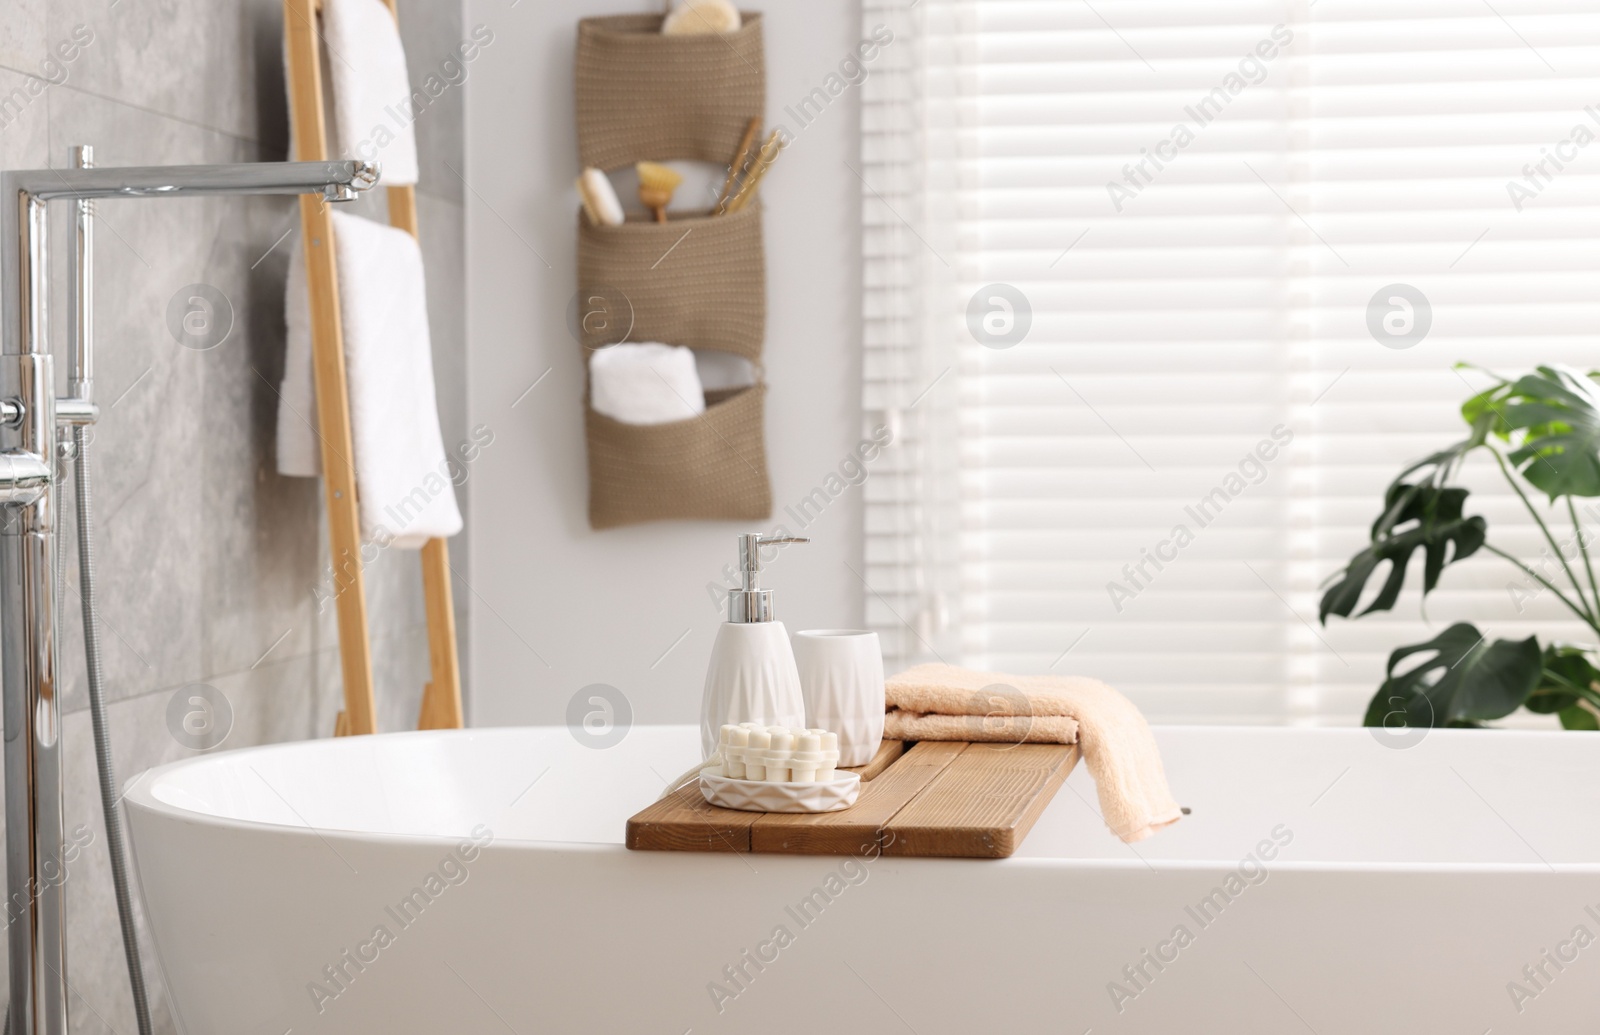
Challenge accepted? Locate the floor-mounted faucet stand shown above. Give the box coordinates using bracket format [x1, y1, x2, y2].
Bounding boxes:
[0, 156, 376, 1035]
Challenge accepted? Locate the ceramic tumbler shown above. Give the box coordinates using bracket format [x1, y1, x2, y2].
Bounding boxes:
[793, 630, 885, 767]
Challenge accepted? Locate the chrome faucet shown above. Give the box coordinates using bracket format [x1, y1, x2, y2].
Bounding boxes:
[0, 156, 377, 1035]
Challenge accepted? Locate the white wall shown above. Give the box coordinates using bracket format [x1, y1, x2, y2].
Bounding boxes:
[464, 0, 868, 726]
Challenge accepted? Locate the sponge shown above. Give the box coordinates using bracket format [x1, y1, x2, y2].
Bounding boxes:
[662, 0, 741, 36]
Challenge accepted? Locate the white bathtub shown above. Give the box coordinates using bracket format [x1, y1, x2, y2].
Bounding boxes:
[124, 725, 1600, 1034]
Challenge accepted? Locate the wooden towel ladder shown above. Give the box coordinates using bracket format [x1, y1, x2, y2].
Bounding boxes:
[283, 0, 463, 735]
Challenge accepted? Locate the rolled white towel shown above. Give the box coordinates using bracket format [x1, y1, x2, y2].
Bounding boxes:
[590, 343, 706, 425]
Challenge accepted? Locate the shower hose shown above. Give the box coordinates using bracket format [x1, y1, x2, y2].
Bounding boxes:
[67, 424, 155, 1035]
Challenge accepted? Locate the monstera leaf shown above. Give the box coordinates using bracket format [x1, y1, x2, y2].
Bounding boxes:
[1320, 483, 1487, 623]
[1559, 703, 1600, 731]
[1362, 623, 1542, 728]
[1463, 365, 1600, 499]
[1526, 643, 1600, 730]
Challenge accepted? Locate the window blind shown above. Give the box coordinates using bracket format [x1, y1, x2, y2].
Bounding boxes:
[862, 0, 1600, 723]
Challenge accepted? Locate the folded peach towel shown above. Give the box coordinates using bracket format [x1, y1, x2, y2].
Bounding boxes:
[884, 664, 1183, 843]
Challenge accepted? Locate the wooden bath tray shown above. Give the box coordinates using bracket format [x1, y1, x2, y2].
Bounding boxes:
[626, 740, 1079, 859]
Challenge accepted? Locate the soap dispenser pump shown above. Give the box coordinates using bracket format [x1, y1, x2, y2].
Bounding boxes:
[700, 533, 809, 758]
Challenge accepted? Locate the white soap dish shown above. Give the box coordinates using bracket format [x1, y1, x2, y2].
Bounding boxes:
[699, 768, 861, 813]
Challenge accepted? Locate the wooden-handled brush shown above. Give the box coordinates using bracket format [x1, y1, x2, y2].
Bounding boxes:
[576, 167, 624, 226]
[635, 161, 684, 223]
[725, 132, 782, 214]
[716, 118, 763, 212]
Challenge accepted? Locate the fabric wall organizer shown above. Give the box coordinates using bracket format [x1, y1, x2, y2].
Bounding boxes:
[573, 12, 771, 529]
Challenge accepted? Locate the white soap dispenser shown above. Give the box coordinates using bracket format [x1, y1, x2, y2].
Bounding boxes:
[700, 533, 809, 758]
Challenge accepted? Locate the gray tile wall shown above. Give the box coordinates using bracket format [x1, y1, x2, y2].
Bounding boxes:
[1, 1, 469, 1031]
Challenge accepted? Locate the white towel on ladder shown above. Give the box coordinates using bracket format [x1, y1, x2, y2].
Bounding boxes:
[321, 0, 420, 186]
[277, 211, 462, 549]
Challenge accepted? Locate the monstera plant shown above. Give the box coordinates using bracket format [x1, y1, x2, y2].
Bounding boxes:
[1321, 364, 1600, 732]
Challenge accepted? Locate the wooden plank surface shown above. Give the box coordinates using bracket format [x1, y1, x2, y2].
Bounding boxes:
[625, 740, 1080, 858]
[845, 739, 905, 782]
[625, 741, 905, 853]
[750, 742, 964, 856]
[883, 743, 1079, 859]
[626, 782, 758, 853]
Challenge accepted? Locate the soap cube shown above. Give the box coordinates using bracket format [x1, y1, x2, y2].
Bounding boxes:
[764, 730, 794, 783]
[819, 731, 840, 778]
[724, 725, 749, 779]
[744, 728, 771, 781]
[790, 732, 823, 782]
